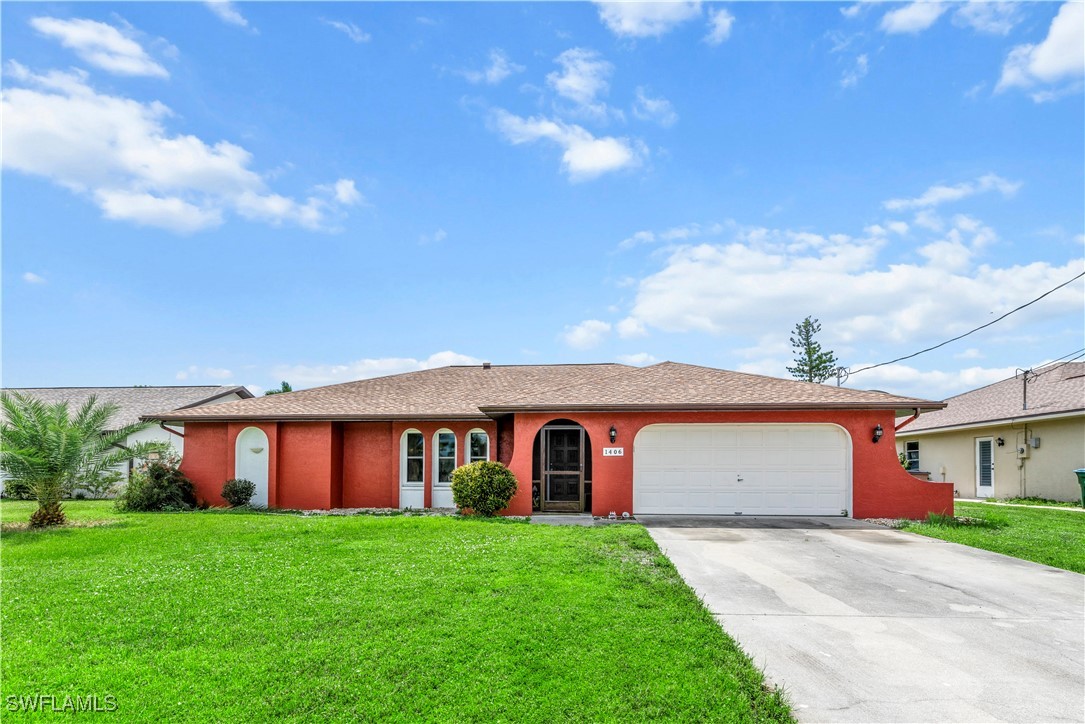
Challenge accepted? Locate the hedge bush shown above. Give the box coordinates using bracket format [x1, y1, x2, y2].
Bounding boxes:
[116, 460, 197, 512]
[450, 461, 518, 516]
[222, 478, 257, 507]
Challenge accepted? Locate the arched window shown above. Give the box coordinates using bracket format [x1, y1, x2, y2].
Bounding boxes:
[467, 429, 490, 463]
[400, 429, 424, 509]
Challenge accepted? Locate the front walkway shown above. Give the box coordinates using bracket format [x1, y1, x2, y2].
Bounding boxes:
[641, 515, 1085, 723]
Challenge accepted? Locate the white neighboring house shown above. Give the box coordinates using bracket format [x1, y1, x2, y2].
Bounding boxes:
[1, 385, 253, 496]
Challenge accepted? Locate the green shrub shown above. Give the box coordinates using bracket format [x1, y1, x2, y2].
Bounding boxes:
[79, 470, 125, 499]
[450, 461, 519, 517]
[221, 478, 256, 507]
[1, 479, 33, 500]
[116, 459, 197, 512]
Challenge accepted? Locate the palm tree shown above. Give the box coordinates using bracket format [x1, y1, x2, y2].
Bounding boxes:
[1, 393, 168, 527]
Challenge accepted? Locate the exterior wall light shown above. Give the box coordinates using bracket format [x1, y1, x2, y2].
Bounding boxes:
[996, 437, 1005, 447]
[609, 425, 617, 443]
[250, 447, 265, 454]
[872, 424, 884, 444]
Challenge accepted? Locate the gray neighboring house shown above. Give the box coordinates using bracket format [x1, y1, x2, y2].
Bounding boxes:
[896, 362, 1085, 501]
[1, 385, 253, 495]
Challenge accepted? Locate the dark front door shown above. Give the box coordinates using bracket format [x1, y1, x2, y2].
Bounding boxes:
[542, 426, 584, 512]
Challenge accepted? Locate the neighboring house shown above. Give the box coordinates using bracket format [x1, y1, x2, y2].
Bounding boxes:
[147, 362, 951, 519]
[896, 362, 1085, 501]
[1, 385, 253, 494]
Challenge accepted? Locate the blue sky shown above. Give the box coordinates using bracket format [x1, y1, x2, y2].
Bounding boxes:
[3, 1, 1083, 399]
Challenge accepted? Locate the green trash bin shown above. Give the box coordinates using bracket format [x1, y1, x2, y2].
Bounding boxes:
[1075, 469, 1085, 508]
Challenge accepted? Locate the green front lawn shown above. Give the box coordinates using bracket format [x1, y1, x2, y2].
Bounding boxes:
[902, 501, 1085, 574]
[1, 503, 790, 722]
[2, 499, 120, 525]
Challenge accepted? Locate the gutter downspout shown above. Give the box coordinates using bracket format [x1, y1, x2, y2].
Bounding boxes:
[159, 423, 185, 439]
[895, 408, 922, 432]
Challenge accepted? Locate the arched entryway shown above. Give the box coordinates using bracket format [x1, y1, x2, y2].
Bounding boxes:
[531, 419, 592, 513]
[235, 427, 270, 507]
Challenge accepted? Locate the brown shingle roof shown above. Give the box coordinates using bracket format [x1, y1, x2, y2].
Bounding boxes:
[145, 362, 942, 422]
[899, 362, 1085, 433]
[3, 386, 253, 429]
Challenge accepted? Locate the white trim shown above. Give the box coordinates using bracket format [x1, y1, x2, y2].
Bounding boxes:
[898, 409, 1085, 437]
[400, 429, 424, 509]
[235, 427, 269, 507]
[431, 429, 456, 508]
[975, 437, 994, 498]
[467, 428, 490, 463]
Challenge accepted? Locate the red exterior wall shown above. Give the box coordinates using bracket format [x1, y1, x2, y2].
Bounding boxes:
[179, 422, 231, 506]
[505, 410, 953, 519]
[178, 410, 949, 519]
[342, 422, 395, 508]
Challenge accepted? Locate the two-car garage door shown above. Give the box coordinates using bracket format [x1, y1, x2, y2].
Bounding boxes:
[633, 424, 850, 516]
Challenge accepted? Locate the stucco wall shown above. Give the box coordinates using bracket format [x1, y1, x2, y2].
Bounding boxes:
[897, 415, 1085, 501]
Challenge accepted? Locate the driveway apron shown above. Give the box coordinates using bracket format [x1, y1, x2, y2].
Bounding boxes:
[642, 516, 1085, 723]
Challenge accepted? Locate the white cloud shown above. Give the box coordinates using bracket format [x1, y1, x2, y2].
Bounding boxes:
[883, 173, 1021, 211]
[840, 3, 867, 19]
[953, 2, 1020, 35]
[419, 228, 447, 244]
[617, 352, 659, 366]
[271, 351, 482, 387]
[594, 1, 702, 38]
[563, 320, 612, 349]
[954, 348, 984, 360]
[22, 272, 46, 284]
[547, 48, 613, 118]
[489, 109, 645, 182]
[619, 221, 725, 250]
[321, 18, 370, 43]
[205, 2, 251, 29]
[1, 63, 360, 233]
[30, 16, 168, 78]
[462, 49, 524, 85]
[176, 365, 233, 381]
[879, 2, 947, 34]
[841, 54, 869, 88]
[704, 8, 735, 45]
[997, 2, 1084, 101]
[848, 363, 1019, 398]
[633, 87, 678, 127]
[616, 224, 1082, 350]
[616, 317, 648, 339]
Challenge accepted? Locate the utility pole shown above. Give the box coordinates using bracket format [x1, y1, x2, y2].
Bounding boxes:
[1015, 368, 1035, 410]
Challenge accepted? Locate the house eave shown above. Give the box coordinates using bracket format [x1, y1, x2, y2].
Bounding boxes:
[142, 413, 492, 423]
[896, 408, 1085, 436]
[478, 401, 946, 415]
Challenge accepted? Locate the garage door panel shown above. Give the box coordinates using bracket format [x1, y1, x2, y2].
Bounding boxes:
[634, 424, 850, 516]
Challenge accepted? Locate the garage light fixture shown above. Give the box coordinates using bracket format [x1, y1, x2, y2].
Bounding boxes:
[609, 425, 617, 443]
[996, 437, 1005, 447]
[872, 424, 883, 444]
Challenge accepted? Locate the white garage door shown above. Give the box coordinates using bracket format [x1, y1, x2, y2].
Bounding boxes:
[634, 424, 850, 516]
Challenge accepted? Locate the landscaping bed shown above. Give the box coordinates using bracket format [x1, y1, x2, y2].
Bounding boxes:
[1, 502, 791, 721]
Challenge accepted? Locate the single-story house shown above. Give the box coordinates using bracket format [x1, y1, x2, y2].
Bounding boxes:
[896, 361, 1085, 501]
[147, 362, 951, 519]
[1, 385, 253, 495]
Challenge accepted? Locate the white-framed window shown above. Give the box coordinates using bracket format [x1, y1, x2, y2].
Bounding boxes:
[435, 430, 456, 485]
[468, 429, 490, 463]
[904, 441, 920, 471]
[403, 430, 424, 485]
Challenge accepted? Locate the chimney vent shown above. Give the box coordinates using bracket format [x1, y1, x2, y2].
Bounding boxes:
[482, 361, 492, 370]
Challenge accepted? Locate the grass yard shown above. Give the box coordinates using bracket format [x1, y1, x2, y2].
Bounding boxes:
[991, 496, 1084, 509]
[1, 502, 791, 722]
[901, 501, 1085, 574]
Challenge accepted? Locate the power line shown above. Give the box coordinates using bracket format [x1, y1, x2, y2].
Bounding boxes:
[1031, 350, 1085, 379]
[848, 270, 1085, 376]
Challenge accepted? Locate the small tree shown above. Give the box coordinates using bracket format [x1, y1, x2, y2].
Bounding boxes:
[264, 381, 293, 396]
[1, 393, 168, 526]
[221, 478, 256, 507]
[786, 316, 839, 384]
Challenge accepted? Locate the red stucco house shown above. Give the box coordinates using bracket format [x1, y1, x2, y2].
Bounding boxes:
[147, 361, 952, 519]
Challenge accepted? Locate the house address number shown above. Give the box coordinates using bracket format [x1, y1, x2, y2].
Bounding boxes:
[602, 447, 624, 457]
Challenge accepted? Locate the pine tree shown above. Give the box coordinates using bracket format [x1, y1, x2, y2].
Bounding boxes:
[264, 381, 293, 396]
[786, 316, 839, 384]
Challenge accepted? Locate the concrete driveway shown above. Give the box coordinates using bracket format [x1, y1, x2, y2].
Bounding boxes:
[642, 516, 1084, 723]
